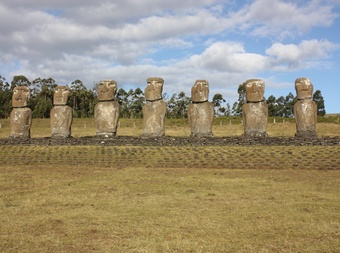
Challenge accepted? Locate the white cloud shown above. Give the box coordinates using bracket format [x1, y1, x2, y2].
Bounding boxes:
[232, 0, 336, 39]
[1, 0, 339, 109]
[266, 39, 339, 70]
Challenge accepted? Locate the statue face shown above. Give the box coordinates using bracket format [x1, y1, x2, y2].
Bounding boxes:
[295, 78, 313, 100]
[53, 86, 71, 105]
[12, 86, 30, 107]
[145, 77, 164, 101]
[191, 80, 209, 102]
[245, 79, 264, 102]
[97, 80, 117, 101]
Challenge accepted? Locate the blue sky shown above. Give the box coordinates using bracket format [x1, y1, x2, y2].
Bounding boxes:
[0, 0, 339, 113]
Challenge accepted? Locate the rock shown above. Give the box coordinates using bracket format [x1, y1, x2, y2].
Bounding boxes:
[141, 100, 166, 137]
[50, 106, 73, 138]
[10, 86, 32, 138]
[9, 107, 32, 138]
[294, 78, 317, 137]
[188, 80, 214, 137]
[242, 79, 268, 138]
[144, 77, 164, 101]
[141, 77, 166, 137]
[95, 101, 120, 137]
[51, 86, 73, 138]
[242, 102, 268, 138]
[95, 80, 120, 137]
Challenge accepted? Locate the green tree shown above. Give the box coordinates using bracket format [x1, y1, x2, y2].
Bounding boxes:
[233, 82, 246, 116]
[313, 90, 326, 116]
[266, 95, 277, 117]
[128, 88, 145, 118]
[212, 93, 226, 116]
[116, 88, 129, 118]
[0, 75, 12, 118]
[11, 75, 31, 89]
[166, 92, 190, 118]
[70, 79, 88, 118]
[30, 77, 57, 118]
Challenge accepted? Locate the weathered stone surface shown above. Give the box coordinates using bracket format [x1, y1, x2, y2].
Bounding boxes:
[50, 106, 73, 138]
[191, 80, 209, 102]
[294, 78, 317, 137]
[9, 107, 32, 138]
[94, 101, 120, 136]
[295, 78, 313, 100]
[188, 102, 214, 137]
[242, 102, 268, 138]
[97, 80, 117, 101]
[53, 86, 71, 105]
[145, 77, 164, 101]
[12, 86, 30, 108]
[245, 79, 264, 102]
[1, 135, 339, 147]
[141, 100, 166, 137]
[294, 99, 317, 137]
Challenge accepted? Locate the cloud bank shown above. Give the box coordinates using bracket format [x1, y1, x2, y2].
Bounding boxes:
[0, 0, 339, 103]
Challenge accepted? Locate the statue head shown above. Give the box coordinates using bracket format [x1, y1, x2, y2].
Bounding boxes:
[145, 77, 164, 101]
[12, 86, 30, 107]
[97, 80, 117, 101]
[53, 86, 71, 105]
[295, 78, 313, 100]
[245, 79, 265, 102]
[191, 80, 209, 102]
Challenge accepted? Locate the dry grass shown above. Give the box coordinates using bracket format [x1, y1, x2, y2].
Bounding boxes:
[0, 118, 339, 138]
[0, 117, 339, 252]
[1, 164, 340, 253]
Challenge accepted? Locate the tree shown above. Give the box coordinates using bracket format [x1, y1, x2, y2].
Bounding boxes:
[0, 75, 12, 118]
[313, 90, 326, 116]
[116, 88, 129, 118]
[11, 75, 31, 89]
[30, 77, 57, 118]
[166, 92, 190, 118]
[70, 79, 88, 118]
[233, 82, 246, 116]
[266, 95, 277, 117]
[212, 93, 226, 116]
[128, 88, 145, 118]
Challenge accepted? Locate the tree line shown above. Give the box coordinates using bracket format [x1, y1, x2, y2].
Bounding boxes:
[0, 75, 326, 119]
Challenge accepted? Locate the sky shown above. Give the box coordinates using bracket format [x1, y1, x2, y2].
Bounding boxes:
[0, 0, 339, 113]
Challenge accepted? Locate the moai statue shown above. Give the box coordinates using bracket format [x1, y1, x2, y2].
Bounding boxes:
[187, 80, 214, 137]
[94, 80, 120, 137]
[9, 86, 32, 138]
[242, 79, 268, 138]
[141, 77, 166, 137]
[294, 78, 317, 137]
[50, 86, 73, 138]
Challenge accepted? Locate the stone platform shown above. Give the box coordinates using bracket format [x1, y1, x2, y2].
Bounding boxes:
[0, 136, 339, 146]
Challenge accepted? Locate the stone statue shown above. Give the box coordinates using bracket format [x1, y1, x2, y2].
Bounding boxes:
[242, 79, 268, 138]
[187, 80, 214, 137]
[9, 86, 32, 138]
[141, 77, 166, 137]
[294, 78, 317, 137]
[50, 86, 73, 138]
[94, 80, 120, 137]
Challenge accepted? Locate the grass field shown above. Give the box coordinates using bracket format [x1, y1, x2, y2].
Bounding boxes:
[0, 117, 339, 252]
[1, 165, 340, 252]
[0, 117, 339, 138]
